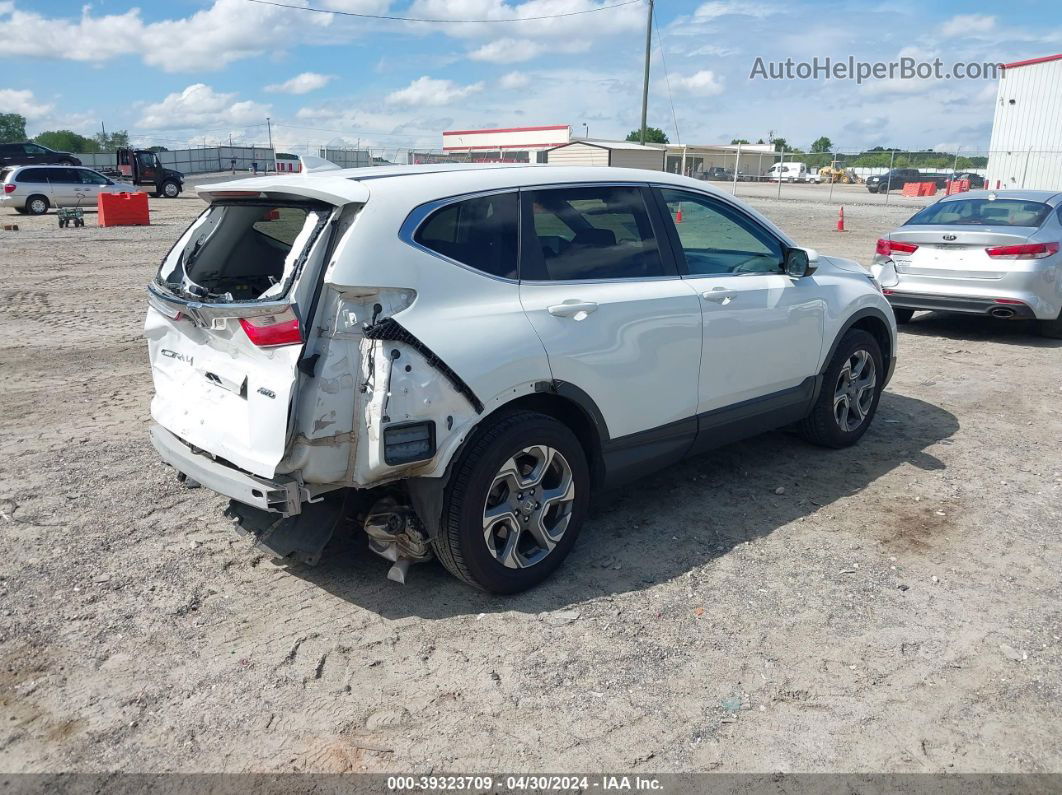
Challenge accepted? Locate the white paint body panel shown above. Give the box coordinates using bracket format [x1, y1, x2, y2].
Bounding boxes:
[145, 164, 895, 504]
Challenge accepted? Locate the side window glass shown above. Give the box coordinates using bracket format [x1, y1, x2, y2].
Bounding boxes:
[413, 192, 518, 279]
[23, 144, 45, 154]
[19, 169, 44, 183]
[79, 170, 108, 185]
[660, 189, 783, 275]
[523, 186, 665, 281]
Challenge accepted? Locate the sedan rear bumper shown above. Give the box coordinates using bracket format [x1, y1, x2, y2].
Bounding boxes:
[884, 290, 1037, 319]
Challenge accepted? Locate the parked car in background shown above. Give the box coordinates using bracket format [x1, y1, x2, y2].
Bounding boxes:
[951, 172, 986, 189]
[866, 168, 951, 193]
[146, 163, 896, 593]
[0, 142, 82, 168]
[1, 165, 134, 215]
[766, 162, 812, 182]
[871, 190, 1062, 337]
[693, 166, 734, 181]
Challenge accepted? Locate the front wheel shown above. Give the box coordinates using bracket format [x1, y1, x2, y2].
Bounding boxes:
[160, 180, 181, 198]
[434, 411, 589, 593]
[799, 329, 884, 448]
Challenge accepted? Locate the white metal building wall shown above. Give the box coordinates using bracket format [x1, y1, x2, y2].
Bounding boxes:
[610, 149, 666, 171]
[986, 57, 1062, 190]
[546, 143, 610, 166]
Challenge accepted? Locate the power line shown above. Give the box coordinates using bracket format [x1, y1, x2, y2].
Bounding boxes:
[245, 0, 642, 23]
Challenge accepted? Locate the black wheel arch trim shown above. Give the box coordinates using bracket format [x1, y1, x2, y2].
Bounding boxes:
[816, 307, 895, 400]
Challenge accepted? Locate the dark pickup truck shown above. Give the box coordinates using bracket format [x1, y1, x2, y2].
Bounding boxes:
[866, 168, 953, 193]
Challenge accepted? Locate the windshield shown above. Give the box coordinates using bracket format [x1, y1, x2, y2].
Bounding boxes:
[905, 199, 1051, 228]
[155, 201, 330, 303]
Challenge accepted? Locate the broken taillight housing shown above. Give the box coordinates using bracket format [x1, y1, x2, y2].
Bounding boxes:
[876, 239, 918, 256]
[239, 308, 302, 347]
[985, 242, 1059, 260]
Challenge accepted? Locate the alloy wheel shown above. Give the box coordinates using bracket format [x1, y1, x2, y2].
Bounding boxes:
[482, 445, 576, 569]
[833, 349, 877, 432]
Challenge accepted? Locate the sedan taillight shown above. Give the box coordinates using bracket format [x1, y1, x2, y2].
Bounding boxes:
[3, 184, 15, 194]
[984, 242, 1059, 260]
[238, 308, 302, 347]
[876, 238, 918, 256]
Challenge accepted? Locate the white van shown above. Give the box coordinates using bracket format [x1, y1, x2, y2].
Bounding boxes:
[766, 162, 810, 183]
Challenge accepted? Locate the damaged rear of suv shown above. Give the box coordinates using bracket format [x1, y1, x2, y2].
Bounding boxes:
[147, 163, 896, 593]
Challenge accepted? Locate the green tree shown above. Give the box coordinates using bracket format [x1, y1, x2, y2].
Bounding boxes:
[771, 137, 788, 152]
[35, 130, 95, 153]
[146, 145, 169, 153]
[730, 138, 750, 145]
[625, 127, 669, 144]
[810, 136, 833, 153]
[756, 138, 765, 144]
[0, 113, 27, 143]
[94, 129, 130, 151]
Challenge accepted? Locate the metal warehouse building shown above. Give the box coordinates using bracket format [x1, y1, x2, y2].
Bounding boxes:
[986, 54, 1062, 190]
[545, 140, 667, 170]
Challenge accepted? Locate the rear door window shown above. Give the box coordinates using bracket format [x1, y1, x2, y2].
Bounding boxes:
[77, 169, 110, 185]
[521, 185, 667, 281]
[156, 202, 332, 302]
[17, 168, 47, 183]
[906, 199, 1052, 227]
[413, 192, 518, 279]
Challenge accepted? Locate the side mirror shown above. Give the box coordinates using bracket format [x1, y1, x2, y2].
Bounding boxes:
[785, 247, 818, 278]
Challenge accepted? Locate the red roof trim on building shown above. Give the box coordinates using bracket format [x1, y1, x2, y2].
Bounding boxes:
[1002, 53, 1062, 69]
[442, 142, 563, 150]
[443, 125, 570, 136]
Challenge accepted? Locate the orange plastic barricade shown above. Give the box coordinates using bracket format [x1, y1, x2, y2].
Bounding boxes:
[946, 179, 971, 195]
[920, 182, 938, 197]
[98, 191, 150, 227]
[902, 183, 921, 197]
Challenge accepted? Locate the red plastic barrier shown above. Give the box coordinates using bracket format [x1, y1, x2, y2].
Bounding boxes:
[98, 191, 150, 227]
[901, 183, 921, 197]
[919, 182, 938, 197]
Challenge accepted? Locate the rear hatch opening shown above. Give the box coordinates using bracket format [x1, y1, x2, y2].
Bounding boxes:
[146, 196, 340, 480]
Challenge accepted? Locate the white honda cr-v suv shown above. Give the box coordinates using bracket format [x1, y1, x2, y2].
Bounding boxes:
[146, 163, 897, 593]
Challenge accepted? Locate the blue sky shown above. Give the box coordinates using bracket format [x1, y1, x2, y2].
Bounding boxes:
[1, 0, 1060, 155]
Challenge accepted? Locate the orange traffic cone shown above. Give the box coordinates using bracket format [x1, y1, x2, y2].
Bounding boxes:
[675, 208, 683, 223]
[836, 205, 845, 232]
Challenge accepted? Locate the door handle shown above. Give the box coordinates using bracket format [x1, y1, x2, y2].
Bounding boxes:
[701, 288, 736, 304]
[548, 300, 598, 318]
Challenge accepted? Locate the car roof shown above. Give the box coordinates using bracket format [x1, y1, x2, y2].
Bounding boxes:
[197, 163, 731, 206]
[935, 189, 1062, 206]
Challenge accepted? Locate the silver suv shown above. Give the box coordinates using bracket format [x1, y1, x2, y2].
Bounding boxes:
[0, 165, 131, 215]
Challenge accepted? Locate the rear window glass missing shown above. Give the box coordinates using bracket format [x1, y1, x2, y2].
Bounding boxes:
[906, 199, 1052, 228]
[156, 202, 330, 303]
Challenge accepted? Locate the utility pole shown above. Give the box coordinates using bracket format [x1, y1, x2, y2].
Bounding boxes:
[266, 116, 275, 174]
[639, 0, 654, 145]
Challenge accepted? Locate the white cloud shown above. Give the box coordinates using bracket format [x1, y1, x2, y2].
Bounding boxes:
[684, 44, 739, 57]
[0, 1, 14, 14]
[499, 72, 531, 89]
[669, 70, 725, 96]
[386, 76, 484, 107]
[0, 88, 54, 119]
[469, 38, 543, 63]
[265, 72, 335, 95]
[694, 1, 777, 20]
[941, 14, 995, 38]
[139, 84, 270, 130]
[406, 0, 644, 40]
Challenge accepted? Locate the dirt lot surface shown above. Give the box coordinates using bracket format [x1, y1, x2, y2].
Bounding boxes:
[1, 185, 1060, 774]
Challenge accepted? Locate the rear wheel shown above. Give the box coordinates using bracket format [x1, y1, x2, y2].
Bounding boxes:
[58, 159, 75, 166]
[800, 329, 884, 448]
[26, 195, 49, 215]
[435, 411, 589, 594]
[1038, 309, 1062, 339]
[893, 308, 915, 324]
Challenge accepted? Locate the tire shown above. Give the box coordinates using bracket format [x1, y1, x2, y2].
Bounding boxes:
[1038, 309, 1062, 339]
[434, 410, 590, 594]
[161, 180, 180, 198]
[13, 207, 27, 215]
[867, 187, 878, 194]
[58, 159, 75, 166]
[26, 195, 49, 215]
[799, 329, 884, 449]
[893, 308, 915, 325]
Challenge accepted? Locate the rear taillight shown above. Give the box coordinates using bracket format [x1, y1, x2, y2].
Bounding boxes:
[239, 308, 302, 347]
[3, 184, 15, 193]
[876, 238, 918, 256]
[984, 242, 1059, 260]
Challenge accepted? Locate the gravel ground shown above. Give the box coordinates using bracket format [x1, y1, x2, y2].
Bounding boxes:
[1, 185, 1060, 774]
